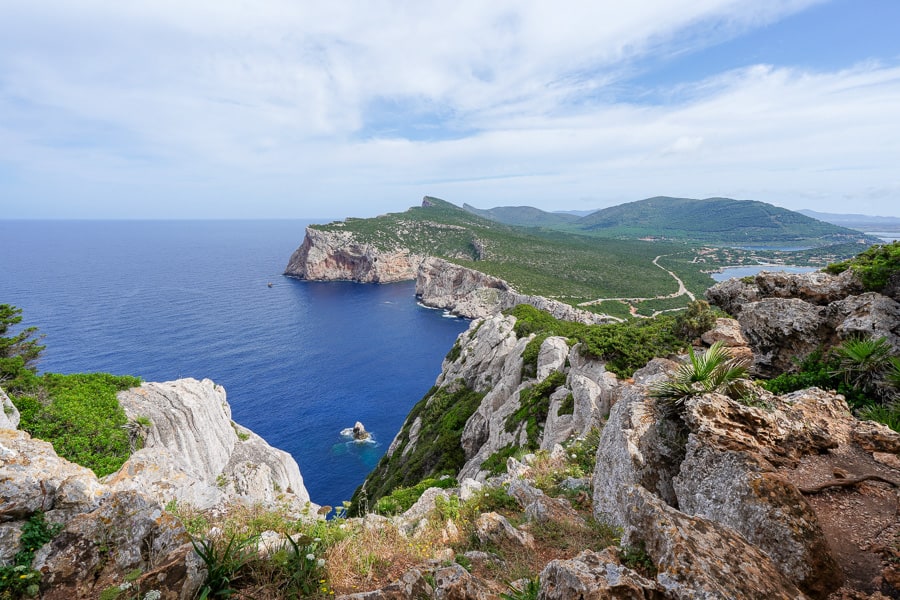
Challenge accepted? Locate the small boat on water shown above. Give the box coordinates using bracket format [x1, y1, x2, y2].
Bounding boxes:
[267, 282, 273, 288]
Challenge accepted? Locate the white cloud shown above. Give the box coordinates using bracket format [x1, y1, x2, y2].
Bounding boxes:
[4, 0, 899, 218]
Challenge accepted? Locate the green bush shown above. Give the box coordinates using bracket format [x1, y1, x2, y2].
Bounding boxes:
[373, 476, 458, 516]
[825, 241, 900, 291]
[16, 372, 142, 477]
[506, 371, 567, 448]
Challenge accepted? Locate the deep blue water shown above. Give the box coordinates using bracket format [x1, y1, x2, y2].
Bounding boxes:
[0, 220, 469, 507]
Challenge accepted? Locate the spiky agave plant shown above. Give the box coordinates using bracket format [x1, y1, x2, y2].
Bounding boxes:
[651, 341, 750, 410]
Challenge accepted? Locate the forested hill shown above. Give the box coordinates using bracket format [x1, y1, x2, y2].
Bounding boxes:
[576, 196, 877, 245]
[461, 203, 579, 227]
[463, 196, 880, 246]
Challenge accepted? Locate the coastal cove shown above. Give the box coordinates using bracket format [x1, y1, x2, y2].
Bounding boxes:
[0, 220, 469, 506]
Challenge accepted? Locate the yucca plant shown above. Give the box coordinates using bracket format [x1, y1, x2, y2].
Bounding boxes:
[651, 341, 750, 410]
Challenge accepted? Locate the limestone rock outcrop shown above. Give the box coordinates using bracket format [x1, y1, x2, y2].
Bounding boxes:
[1, 378, 316, 598]
[284, 226, 423, 283]
[416, 257, 614, 324]
[110, 378, 312, 513]
[706, 270, 900, 376]
[0, 386, 18, 430]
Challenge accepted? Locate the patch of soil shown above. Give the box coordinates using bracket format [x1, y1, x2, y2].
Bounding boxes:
[783, 445, 900, 598]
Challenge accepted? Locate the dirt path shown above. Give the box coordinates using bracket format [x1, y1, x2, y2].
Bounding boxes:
[578, 254, 695, 316]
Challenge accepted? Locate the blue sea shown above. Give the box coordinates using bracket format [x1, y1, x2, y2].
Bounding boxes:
[0, 220, 469, 507]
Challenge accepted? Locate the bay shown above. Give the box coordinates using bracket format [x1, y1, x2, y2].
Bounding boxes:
[0, 220, 469, 506]
[710, 265, 818, 282]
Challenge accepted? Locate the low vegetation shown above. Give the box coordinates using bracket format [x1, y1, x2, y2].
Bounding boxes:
[825, 240, 900, 292]
[761, 335, 900, 431]
[350, 383, 485, 514]
[14, 372, 142, 477]
[0, 512, 62, 598]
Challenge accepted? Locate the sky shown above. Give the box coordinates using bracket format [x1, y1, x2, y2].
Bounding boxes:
[2, 0, 900, 219]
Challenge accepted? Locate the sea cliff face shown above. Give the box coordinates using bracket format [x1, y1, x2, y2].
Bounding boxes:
[284, 226, 423, 283]
[0, 378, 315, 599]
[285, 227, 614, 324]
[352, 268, 900, 599]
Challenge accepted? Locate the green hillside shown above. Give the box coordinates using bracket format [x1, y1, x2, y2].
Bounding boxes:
[576, 196, 878, 245]
[313, 197, 709, 308]
[461, 203, 580, 228]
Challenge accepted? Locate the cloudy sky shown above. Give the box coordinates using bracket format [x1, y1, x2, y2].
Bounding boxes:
[2, 0, 899, 219]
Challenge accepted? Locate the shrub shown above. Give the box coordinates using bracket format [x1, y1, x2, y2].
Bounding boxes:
[15, 372, 142, 477]
[825, 241, 900, 291]
[0, 512, 62, 598]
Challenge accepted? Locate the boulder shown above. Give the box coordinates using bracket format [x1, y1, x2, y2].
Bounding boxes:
[336, 567, 433, 600]
[539, 548, 663, 599]
[33, 490, 199, 600]
[737, 298, 826, 377]
[474, 512, 534, 549]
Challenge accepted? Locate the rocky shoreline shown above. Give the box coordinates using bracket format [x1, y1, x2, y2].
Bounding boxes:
[284, 226, 614, 325]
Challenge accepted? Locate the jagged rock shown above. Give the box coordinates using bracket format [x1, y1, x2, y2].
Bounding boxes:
[507, 479, 579, 525]
[700, 317, 753, 362]
[112, 378, 312, 511]
[0, 386, 19, 430]
[674, 405, 842, 597]
[625, 486, 806, 600]
[474, 512, 534, 549]
[336, 567, 433, 600]
[459, 478, 483, 501]
[284, 226, 423, 283]
[826, 292, 900, 349]
[737, 297, 826, 377]
[394, 487, 452, 535]
[353, 421, 370, 441]
[431, 563, 498, 600]
[592, 386, 681, 530]
[707, 270, 862, 316]
[539, 548, 663, 599]
[707, 270, 900, 377]
[0, 523, 21, 563]
[0, 429, 103, 522]
[416, 257, 613, 324]
[537, 336, 569, 380]
[33, 490, 198, 600]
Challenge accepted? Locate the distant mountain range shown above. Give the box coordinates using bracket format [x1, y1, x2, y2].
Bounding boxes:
[463, 196, 879, 246]
[798, 209, 900, 231]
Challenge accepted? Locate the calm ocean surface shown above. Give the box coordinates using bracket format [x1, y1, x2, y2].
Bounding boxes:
[0, 220, 469, 506]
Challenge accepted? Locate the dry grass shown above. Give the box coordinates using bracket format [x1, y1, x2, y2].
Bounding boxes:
[326, 520, 445, 595]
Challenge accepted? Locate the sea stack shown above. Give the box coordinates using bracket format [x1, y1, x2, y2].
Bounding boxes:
[352, 421, 370, 441]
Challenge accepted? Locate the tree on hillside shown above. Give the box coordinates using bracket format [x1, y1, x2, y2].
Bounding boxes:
[0, 304, 45, 390]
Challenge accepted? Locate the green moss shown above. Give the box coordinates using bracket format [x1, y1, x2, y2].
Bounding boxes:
[445, 340, 463, 363]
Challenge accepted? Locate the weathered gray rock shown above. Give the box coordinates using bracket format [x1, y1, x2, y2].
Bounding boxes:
[0, 386, 19, 430]
[34, 490, 198, 600]
[826, 292, 900, 349]
[737, 298, 826, 377]
[336, 567, 433, 600]
[507, 479, 578, 525]
[537, 336, 569, 381]
[285, 226, 423, 283]
[707, 270, 862, 316]
[416, 257, 613, 324]
[474, 512, 534, 549]
[625, 486, 806, 600]
[112, 378, 312, 511]
[432, 563, 497, 600]
[539, 548, 663, 599]
[0, 429, 103, 522]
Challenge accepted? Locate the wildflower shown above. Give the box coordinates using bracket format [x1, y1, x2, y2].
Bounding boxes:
[143, 591, 162, 600]
[19, 575, 27, 579]
[313, 537, 321, 542]
[306, 553, 316, 561]
[317, 558, 326, 568]
[119, 582, 133, 590]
